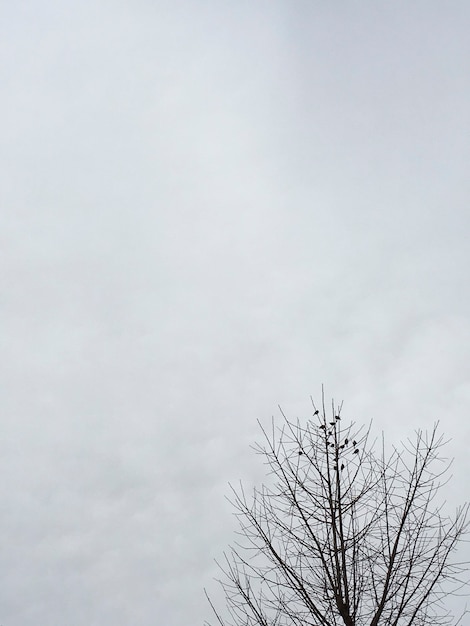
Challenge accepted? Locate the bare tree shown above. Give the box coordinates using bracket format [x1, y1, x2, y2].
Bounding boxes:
[206, 398, 469, 626]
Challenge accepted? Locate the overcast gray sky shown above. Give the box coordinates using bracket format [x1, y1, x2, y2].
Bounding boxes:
[1, 2, 470, 624]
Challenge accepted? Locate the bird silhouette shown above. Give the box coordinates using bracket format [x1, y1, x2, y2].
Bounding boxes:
[313, 410, 319, 415]
[353, 440, 357, 446]
[320, 424, 326, 430]
[344, 438, 349, 445]
[298, 450, 303, 455]
[354, 449, 359, 454]
[335, 415, 341, 420]
[341, 463, 345, 471]
[329, 422, 336, 426]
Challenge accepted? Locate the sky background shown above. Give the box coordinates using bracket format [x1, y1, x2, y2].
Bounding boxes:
[1, 2, 470, 624]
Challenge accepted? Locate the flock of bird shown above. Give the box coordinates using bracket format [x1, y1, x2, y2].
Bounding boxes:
[297, 411, 360, 469]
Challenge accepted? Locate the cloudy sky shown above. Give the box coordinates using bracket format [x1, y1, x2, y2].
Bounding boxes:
[1, 2, 470, 624]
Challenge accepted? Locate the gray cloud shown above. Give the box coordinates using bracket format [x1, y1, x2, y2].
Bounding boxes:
[1, 2, 469, 624]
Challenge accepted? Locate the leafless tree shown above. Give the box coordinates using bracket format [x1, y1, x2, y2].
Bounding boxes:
[206, 398, 469, 626]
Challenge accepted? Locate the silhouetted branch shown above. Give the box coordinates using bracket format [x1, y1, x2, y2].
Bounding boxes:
[206, 398, 469, 626]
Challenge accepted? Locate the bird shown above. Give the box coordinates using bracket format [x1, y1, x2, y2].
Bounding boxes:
[313, 410, 319, 415]
[354, 449, 359, 454]
[353, 440, 357, 446]
[298, 450, 303, 455]
[329, 422, 336, 426]
[344, 438, 349, 445]
[319, 424, 326, 430]
[335, 415, 341, 420]
[341, 463, 344, 471]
